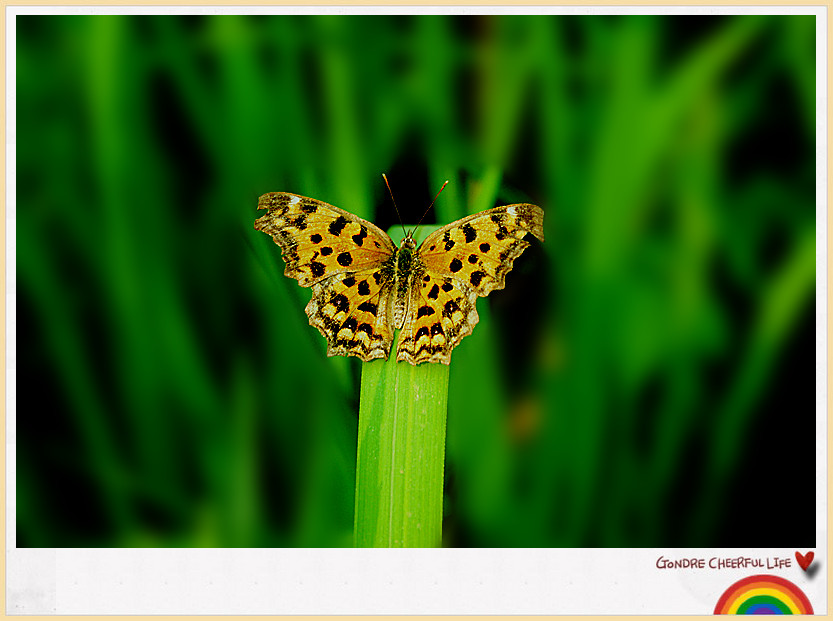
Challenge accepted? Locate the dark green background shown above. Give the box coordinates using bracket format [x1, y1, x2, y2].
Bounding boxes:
[17, 15, 816, 547]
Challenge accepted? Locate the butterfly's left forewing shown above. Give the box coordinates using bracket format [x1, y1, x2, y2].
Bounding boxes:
[255, 192, 398, 361]
[255, 192, 397, 286]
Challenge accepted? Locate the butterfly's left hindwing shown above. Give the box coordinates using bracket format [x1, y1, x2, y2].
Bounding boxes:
[306, 267, 394, 361]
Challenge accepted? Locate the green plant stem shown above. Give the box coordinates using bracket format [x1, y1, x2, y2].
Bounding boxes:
[354, 349, 450, 547]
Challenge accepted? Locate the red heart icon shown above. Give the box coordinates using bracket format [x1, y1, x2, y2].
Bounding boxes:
[796, 551, 814, 571]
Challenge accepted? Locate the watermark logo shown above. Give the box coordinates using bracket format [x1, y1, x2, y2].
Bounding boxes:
[713, 574, 813, 615]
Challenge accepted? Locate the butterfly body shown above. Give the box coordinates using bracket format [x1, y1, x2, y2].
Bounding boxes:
[390, 235, 423, 329]
[255, 191, 543, 365]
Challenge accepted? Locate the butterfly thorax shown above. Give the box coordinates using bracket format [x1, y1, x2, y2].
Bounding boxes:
[389, 233, 424, 330]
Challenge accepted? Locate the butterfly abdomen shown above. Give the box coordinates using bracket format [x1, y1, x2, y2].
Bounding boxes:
[391, 237, 425, 330]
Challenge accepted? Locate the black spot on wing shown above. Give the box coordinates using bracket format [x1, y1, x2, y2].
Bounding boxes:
[337, 252, 353, 266]
[462, 223, 476, 243]
[352, 226, 368, 247]
[310, 233, 323, 244]
[342, 275, 356, 288]
[310, 261, 325, 278]
[441, 281, 454, 292]
[329, 216, 349, 236]
[358, 280, 371, 296]
[468, 254, 478, 264]
[331, 293, 350, 314]
[357, 301, 378, 316]
[417, 306, 435, 318]
[443, 300, 459, 317]
[321, 246, 333, 256]
[470, 270, 487, 287]
[479, 242, 490, 253]
[428, 284, 440, 300]
[450, 258, 463, 273]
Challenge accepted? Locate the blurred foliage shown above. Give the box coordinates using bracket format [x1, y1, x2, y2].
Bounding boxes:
[16, 14, 815, 547]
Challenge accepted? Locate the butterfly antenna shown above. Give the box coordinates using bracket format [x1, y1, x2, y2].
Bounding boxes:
[382, 173, 408, 238]
[414, 179, 449, 230]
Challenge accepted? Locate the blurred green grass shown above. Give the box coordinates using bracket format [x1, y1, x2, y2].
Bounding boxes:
[16, 14, 816, 547]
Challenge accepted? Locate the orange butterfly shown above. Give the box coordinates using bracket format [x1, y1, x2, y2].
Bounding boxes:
[255, 183, 543, 364]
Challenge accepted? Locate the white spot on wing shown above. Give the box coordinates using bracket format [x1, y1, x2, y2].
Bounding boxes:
[289, 195, 301, 205]
[507, 206, 517, 215]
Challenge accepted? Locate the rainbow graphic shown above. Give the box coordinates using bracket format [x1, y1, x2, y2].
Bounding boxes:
[714, 574, 813, 614]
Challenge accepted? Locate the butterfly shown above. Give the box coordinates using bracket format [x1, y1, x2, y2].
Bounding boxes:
[254, 184, 544, 365]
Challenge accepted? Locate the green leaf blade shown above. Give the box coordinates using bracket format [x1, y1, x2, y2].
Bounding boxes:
[355, 354, 449, 547]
